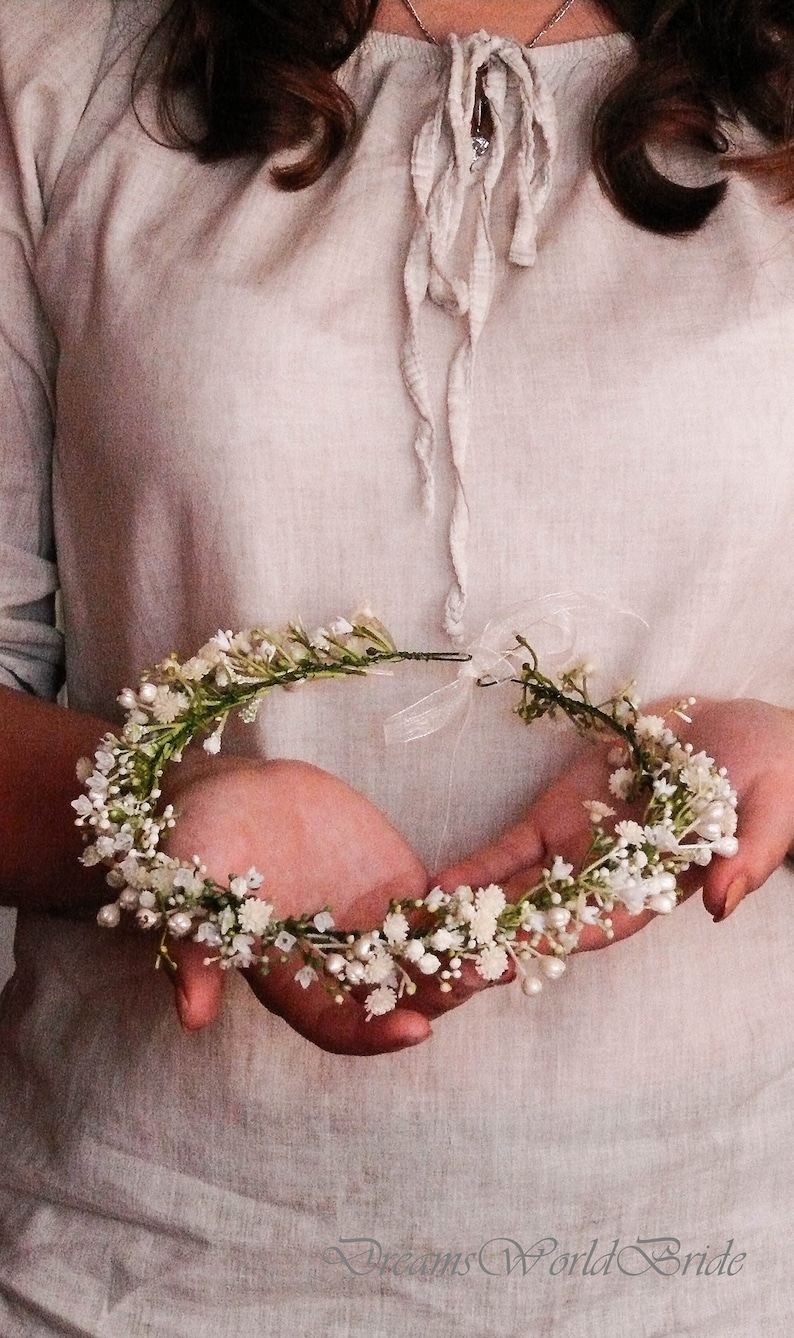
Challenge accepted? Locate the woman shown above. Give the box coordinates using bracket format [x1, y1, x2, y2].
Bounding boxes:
[1, 0, 794, 1332]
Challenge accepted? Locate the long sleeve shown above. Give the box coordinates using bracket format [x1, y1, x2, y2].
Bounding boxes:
[0, 0, 114, 697]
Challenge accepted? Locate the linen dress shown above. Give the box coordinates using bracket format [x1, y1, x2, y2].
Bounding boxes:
[1, 2, 794, 1334]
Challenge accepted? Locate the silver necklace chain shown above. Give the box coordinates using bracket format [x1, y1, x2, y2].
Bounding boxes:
[397, 0, 579, 156]
[398, 0, 579, 48]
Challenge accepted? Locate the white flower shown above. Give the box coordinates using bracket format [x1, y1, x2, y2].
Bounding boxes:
[634, 714, 667, 741]
[195, 641, 224, 666]
[71, 795, 94, 818]
[645, 823, 682, 853]
[218, 905, 237, 937]
[172, 867, 205, 898]
[424, 886, 448, 913]
[229, 876, 248, 900]
[521, 910, 548, 934]
[238, 898, 275, 936]
[429, 927, 463, 953]
[246, 866, 265, 890]
[312, 910, 335, 933]
[417, 952, 441, 975]
[468, 908, 498, 945]
[151, 686, 189, 724]
[149, 867, 177, 895]
[475, 884, 506, 916]
[179, 656, 213, 681]
[382, 912, 409, 945]
[365, 985, 397, 1017]
[582, 799, 616, 823]
[549, 856, 573, 882]
[295, 964, 318, 989]
[329, 617, 354, 638]
[274, 930, 297, 953]
[202, 730, 223, 755]
[195, 922, 223, 947]
[363, 950, 397, 984]
[476, 945, 510, 981]
[614, 820, 646, 848]
[136, 908, 161, 930]
[609, 767, 634, 800]
[230, 933, 255, 966]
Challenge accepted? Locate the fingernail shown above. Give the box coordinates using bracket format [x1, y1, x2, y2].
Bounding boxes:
[176, 986, 193, 1030]
[714, 877, 748, 923]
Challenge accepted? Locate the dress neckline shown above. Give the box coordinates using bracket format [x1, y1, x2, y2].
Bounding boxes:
[356, 25, 633, 69]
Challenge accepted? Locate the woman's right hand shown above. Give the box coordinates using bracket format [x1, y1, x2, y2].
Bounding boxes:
[164, 756, 508, 1054]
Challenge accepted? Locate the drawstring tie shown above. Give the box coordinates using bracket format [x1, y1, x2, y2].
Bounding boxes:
[401, 31, 558, 639]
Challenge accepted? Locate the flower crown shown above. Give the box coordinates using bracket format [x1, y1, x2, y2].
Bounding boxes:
[74, 614, 739, 1018]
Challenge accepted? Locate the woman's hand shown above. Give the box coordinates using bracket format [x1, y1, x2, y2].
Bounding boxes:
[436, 698, 794, 948]
[163, 757, 507, 1053]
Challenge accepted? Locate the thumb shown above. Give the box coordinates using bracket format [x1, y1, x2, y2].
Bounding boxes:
[437, 813, 545, 894]
[169, 938, 225, 1031]
[702, 773, 794, 921]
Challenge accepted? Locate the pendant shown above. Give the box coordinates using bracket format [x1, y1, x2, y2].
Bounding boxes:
[470, 65, 493, 160]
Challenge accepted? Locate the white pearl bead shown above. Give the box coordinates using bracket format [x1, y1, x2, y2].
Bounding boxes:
[696, 821, 723, 842]
[648, 893, 676, 914]
[118, 888, 139, 911]
[546, 907, 570, 929]
[137, 682, 158, 706]
[521, 975, 543, 996]
[168, 912, 193, 937]
[117, 688, 138, 711]
[540, 956, 566, 980]
[325, 953, 347, 976]
[96, 902, 121, 928]
[713, 836, 739, 858]
[344, 960, 366, 985]
[417, 953, 441, 975]
[354, 936, 374, 961]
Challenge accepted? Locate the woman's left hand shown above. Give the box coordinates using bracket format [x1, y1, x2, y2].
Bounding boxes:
[436, 697, 794, 936]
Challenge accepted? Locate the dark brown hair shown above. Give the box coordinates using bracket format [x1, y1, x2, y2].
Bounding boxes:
[143, 1, 794, 233]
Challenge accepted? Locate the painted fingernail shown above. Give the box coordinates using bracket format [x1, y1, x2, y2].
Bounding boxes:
[714, 877, 748, 923]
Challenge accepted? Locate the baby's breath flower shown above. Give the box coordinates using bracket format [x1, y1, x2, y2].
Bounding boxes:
[476, 944, 510, 981]
[382, 912, 410, 945]
[608, 767, 634, 800]
[365, 985, 397, 1017]
[582, 799, 616, 823]
[81, 614, 738, 1020]
[238, 898, 275, 936]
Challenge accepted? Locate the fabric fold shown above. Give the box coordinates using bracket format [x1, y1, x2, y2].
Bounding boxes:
[401, 32, 558, 638]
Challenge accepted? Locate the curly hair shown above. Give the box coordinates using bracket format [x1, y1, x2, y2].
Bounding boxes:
[141, 0, 794, 234]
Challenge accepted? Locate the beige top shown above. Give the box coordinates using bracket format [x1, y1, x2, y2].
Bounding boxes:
[1, 3, 794, 1333]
